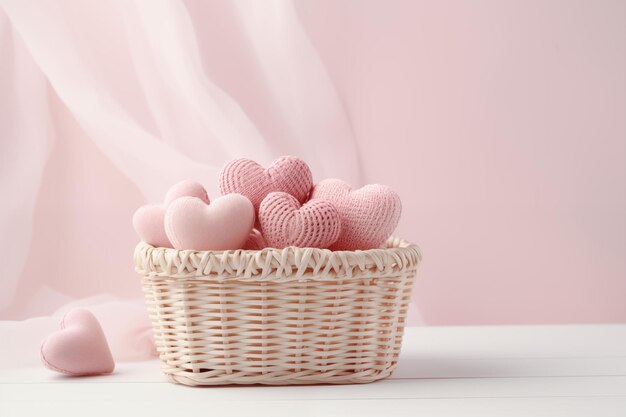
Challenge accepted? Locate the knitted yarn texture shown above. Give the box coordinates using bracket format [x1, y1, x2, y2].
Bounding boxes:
[310, 179, 401, 250]
[219, 156, 313, 210]
[259, 192, 341, 249]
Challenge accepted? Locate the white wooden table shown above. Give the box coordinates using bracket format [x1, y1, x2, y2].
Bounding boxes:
[1, 325, 625, 416]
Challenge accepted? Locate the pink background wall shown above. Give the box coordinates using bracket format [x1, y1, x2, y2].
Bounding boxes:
[296, 0, 626, 324]
[3, 0, 625, 324]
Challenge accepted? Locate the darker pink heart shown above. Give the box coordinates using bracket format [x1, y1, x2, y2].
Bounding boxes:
[218, 156, 313, 210]
[310, 179, 401, 251]
[40, 309, 115, 376]
[259, 192, 341, 249]
[243, 228, 267, 251]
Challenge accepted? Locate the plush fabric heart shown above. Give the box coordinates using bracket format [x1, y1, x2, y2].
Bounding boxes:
[164, 179, 209, 205]
[310, 179, 401, 251]
[259, 192, 341, 249]
[40, 309, 115, 376]
[132, 180, 209, 248]
[165, 194, 255, 251]
[132, 205, 169, 248]
[218, 156, 313, 210]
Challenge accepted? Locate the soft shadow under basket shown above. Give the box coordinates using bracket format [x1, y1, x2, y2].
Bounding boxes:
[134, 237, 421, 386]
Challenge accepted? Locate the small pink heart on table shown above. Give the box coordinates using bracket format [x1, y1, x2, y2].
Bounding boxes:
[219, 156, 313, 210]
[165, 194, 255, 251]
[259, 192, 341, 249]
[310, 179, 401, 251]
[40, 309, 115, 376]
[133, 180, 209, 248]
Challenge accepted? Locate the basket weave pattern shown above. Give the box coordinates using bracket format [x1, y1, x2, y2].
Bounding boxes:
[134, 237, 421, 386]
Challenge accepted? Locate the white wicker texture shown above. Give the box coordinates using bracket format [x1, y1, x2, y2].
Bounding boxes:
[134, 237, 421, 386]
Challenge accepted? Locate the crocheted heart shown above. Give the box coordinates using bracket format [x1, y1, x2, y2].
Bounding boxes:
[40, 309, 115, 376]
[259, 192, 341, 249]
[165, 194, 255, 251]
[219, 156, 313, 210]
[310, 179, 401, 251]
[132, 180, 209, 248]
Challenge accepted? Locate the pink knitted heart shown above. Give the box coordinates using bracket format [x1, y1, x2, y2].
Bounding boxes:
[259, 192, 341, 249]
[132, 180, 209, 248]
[165, 194, 255, 251]
[310, 179, 401, 251]
[40, 309, 115, 376]
[219, 156, 313, 210]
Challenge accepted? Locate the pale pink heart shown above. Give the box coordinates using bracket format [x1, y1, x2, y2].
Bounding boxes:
[40, 309, 115, 376]
[259, 192, 341, 249]
[163, 179, 209, 205]
[310, 179, 402, 251]
[132, 205, 169, 247]
[165, 194, 255, 251]
[218, 156, 313, 210]
[132, 180, 209, 248]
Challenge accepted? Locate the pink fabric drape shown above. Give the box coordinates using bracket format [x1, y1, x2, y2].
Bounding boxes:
[0, 0, 388, 367]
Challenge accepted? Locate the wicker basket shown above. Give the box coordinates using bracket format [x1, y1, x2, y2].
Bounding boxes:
[134, 237, 421, 386]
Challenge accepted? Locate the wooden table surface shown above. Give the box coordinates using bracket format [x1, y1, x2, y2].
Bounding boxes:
[1, 325, 625, 416]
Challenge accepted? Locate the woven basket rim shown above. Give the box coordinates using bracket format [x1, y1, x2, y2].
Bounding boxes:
[134, 236, 421, 282]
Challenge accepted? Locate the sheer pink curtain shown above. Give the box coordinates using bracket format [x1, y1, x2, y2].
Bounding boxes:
[0, 0, 382, 368]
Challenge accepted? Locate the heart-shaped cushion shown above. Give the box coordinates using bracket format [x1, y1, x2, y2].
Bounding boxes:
[132, 180, 209, 248]
[259, 192, 341, 249]
[165, 194, 255, 251]
[310, 179, 401, 250]
[40, 309, 115, 376]
[219, 156, 313, 210]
